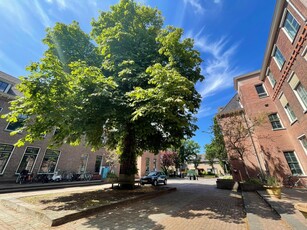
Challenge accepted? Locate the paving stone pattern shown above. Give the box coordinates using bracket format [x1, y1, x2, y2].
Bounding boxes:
[0, 179, 296, 230]
[53, 179, 247, 230]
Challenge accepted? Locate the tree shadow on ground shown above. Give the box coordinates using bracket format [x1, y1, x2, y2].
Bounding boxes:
[38, 186, 169, 211]
[55, 180, 247, 229]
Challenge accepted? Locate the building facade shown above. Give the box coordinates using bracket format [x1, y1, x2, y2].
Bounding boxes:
[0, 71, 162, 182]
[219, 0, 307, 184]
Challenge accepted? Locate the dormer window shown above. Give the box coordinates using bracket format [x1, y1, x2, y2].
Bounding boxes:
[0, 81, 9, 92]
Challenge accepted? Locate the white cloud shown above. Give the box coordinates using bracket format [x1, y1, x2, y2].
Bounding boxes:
[33, 0, 52, 27]
[183, 0, 204, 14]
[189, 30, 244, 98]
[196, 106, 215, 118]
[45, 0, 67, 10]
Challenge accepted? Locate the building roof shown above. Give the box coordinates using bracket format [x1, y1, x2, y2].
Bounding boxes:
[0, 71, 22, 98]
[260, 0, 286, 80]
[217, 94, 243, 116]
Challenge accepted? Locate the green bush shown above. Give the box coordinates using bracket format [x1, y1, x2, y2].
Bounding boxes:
[265, 176, 281, 187]
[106, 172, 118, 179]
[244, 178, 262, 185]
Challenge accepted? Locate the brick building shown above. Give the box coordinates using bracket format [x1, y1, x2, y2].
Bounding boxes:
[218, 0, 307, 184]
[0, 71, 161, 182]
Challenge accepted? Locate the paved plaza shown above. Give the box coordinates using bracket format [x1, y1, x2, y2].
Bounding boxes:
[0, 179, 303, 230]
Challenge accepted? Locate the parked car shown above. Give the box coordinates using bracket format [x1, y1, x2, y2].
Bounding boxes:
[140, 171, 167, 186]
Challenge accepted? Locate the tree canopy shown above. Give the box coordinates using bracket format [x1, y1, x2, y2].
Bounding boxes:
[178, 139, 201, 167]
[205, 117, 228, 173]
[4, 0, 204, 180]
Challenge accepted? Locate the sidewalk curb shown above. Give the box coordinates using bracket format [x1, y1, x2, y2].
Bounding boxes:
[1, 187, 176, 227]
[257, 190, 306, 230]
[0, 181, 106, 194]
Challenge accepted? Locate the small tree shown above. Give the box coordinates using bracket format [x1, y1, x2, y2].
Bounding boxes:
[160, 150, 176, 175]
[192, 154, 201, 169]
[217, 111, 263, 179]
[205, 116, 228, 174]
[178, 139, 200, 168]
[204, 144, 216, 172]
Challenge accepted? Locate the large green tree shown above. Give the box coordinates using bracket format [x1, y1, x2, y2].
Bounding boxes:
[205, 117, 228, 174]
[5, 0, 203, 187]
[178, 139, 201, 168]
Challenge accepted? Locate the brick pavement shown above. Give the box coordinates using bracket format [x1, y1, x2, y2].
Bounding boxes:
[52, 179, 248, 230]
[0, 179, 298, 230]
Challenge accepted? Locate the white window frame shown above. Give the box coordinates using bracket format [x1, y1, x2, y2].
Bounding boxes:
[272, 45, 286, 70]
[0, 81, 11, 93]
[280, 9, 300, 43]
[287, 72, 307, 113]
[5, 114, 28, 132]
[0, 143, 15, 175]
[284, 103, 297, 124]
[38, 149, 61, 174]
[301, 45, 307, 61]
[255, 84, 268, 98]
[284, 151, 305, 176]
[15, 146, 41, 174]
[266, 68, 277, 88]
[268, 113, 284, 130]
[298, 134, 307, 155]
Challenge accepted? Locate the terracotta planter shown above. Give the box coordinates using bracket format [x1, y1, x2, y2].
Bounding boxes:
[294, 203, 307, 219]
[264, 185, 282, 199]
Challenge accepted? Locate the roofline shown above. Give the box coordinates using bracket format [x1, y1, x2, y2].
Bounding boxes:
[233, 70, 261, 90]
[0, 71, 20, 85]
[259, 0, 286, 81]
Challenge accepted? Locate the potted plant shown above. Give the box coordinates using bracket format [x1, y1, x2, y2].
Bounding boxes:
[216, 175, 236, 190]
[263, 176, 282, 199]
[106, 172, 118, 183]
[240, 178, 264, 191]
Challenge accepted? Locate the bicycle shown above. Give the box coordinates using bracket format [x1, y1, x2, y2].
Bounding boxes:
[285, 175, 307, 188]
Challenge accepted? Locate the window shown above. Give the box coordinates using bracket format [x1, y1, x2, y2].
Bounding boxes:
[267, 70, 276, 88]
[0, 144, 14, 174]
[39, 149, 60, 173]
[94, 155, 103, 173]
[284, 151, 303, 175]
[6, 114, 27, 131]
[79, 153, 88, 173]
[283, 11, 299, 41]
[0, 107, 2, 113]
[295, 83, 307, 109]
[273, 47, 286, 69]
[284, 103, 297, 122]
[0, 81, 9, 92]
[145, 158, 150, 173]
[288, 73, 307, 110]
[16, 147, 40, 174]
[255, 84, 268, 98]
[298, 135, 307, 154]
[268, 113, 283, 130]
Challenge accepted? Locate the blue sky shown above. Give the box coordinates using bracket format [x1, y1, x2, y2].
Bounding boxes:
[0, 0, 276, 152]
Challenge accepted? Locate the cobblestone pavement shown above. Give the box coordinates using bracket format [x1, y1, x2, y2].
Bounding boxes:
[53, 179, 247, 230]
[0, 179, 293, 230]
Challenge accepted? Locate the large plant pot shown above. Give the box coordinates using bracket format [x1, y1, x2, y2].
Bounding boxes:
[264, 185, 282, 199]
[294, 203, 307, 219]
[216, 179, 235, 190]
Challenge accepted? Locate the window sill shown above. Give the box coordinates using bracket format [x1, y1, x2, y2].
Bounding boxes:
[282, 27, 296, 44]
[272, 128, 286, 131]
[259, 95, 269, 99]
[3, 129, 23, 134]
[273, 57, 285, 70]
[290, 119, 298, 125]
[304, 109, 307, 114]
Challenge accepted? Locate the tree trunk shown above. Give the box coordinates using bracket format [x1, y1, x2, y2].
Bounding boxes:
[119, 125, 137, 189]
